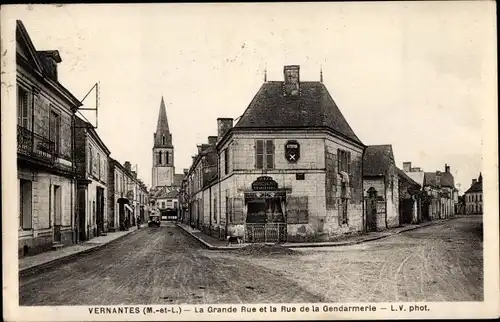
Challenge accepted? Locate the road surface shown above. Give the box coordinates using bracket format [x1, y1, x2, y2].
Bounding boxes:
[19, 216, 483, 305]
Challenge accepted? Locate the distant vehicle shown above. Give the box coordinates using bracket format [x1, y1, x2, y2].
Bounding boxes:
[148, 214, 161, 227]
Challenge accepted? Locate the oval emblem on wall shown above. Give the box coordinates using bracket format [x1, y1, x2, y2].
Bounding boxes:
[285, 140, 300, 163]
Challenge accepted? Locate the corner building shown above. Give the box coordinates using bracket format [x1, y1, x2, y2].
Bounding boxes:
[214, 65, 366, 242]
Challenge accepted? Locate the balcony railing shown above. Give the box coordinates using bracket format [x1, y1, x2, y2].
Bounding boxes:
[17, 126, 55, 163]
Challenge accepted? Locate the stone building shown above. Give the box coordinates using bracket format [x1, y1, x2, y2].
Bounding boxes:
[403, 162, 456, 220]
[74, 116, 111, 241]
[464, 173, 483, 214]
[17, 20, 83, 256]
[182, 65, 366, 243]
[362, 145, 400, 231]
[150, 97, 184, 220]
[107, 160, 149, 230]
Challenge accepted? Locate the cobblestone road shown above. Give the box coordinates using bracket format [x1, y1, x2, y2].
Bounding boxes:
[20, 216, 483, 305]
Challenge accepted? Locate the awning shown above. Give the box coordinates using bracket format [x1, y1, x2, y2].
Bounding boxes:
[125, 204, 134, 212]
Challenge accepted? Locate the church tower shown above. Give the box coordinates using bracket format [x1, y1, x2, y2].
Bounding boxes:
[152, 97, 175, 188]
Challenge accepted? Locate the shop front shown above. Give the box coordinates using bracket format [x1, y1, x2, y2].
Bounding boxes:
[243, 176, 288, 243]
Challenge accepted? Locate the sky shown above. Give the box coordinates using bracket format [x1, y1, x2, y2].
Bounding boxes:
[6, 2, 496, 193]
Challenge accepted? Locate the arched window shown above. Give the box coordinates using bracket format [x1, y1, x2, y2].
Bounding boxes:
[162, 135, 166, 145]
[166, 151, 169, 165]
[158, 151, 162, 165]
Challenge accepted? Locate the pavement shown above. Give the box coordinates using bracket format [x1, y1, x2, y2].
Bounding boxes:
[176, 217, 454, 250]
[19, 215, 483, 305]
[19, 224, 148, 277]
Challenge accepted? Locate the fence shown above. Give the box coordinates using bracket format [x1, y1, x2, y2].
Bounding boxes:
[245, 223, 287, 243]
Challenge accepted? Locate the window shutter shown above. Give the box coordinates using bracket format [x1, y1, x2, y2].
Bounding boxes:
[287, 196, 299, 224]
[337, 148, 341, 172]
[265, 140, 274, 169]
[298, 196, 309, 224]
[347, 152, 351, 174]
[256, 140, 264, 169]
[233, 197, 244, 224]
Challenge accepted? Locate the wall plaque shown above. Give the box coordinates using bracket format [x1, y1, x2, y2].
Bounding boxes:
[251, 176, 278, 191]
[285, 140, 300, 163]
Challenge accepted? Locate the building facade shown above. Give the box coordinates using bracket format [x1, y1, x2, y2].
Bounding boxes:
[182, 65, 367, 243]
[107, 160, 149, 231]
[150, 96, 184, 220]
[17, 20, 83, 257]
[464, 173, 483, 214]
[74, 117, 111, 241]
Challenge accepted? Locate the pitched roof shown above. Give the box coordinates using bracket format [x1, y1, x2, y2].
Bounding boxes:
[363, 145, 395, 176]
[173, 174, 184, 187]
[465, 180, 483, 194]
[440, 172, 455, 188]
[154, 96, 173, 148]
[397, 167, 420, 187]
[423, 172, 441, 187]
[234, 81, 363, 145]
[405, 171, 425, 187]
[152, 186, 179, 199]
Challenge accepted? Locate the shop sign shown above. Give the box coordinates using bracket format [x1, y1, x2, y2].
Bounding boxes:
[251, 176, 278, 191]
[285, 140, 300, 163]
[245, 191, 286, 199]
[126, 190, 134, 200]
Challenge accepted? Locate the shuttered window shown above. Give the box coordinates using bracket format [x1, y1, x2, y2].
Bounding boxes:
[49, 109, 61, 154]
[17, 86, 30, 129]
[19, 179, 32, 230]
[337, 149, 351, 174]
[256, 140, 274, 170]
[224, 148, 229, 175]
[287, 196, 309, 224]
[233, 197, 244, 224]
[325, 151, 337, 208]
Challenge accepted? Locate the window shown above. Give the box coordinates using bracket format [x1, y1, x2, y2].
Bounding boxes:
[17, 86, 31, 129]
[480, 194, 482, 202]
[97, 153, 101, 178]
[256, 140, 274, 169]
[287, 196, 309, 224]
[174, 201, 178, 209]
[89, 146, 93, 175]
[325, 151, 337, 208]
[226, 196, 232, 223]
[337, 149, 351, 174]
[224, 148, 229, 175]
[19, 179, 32, 230]
[49, 109, 61, 154]
[158, 151, 162, 165]
[213, 197, 217, 223]
[162, 135, 166, 145]
[166, 151, 170, 165]
[161, 201, 165, 209]
[115, 173, 118, 190]
[339, 197, 348, 225]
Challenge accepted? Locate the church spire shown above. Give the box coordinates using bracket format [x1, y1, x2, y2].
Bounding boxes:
[154, 96, 172, 148]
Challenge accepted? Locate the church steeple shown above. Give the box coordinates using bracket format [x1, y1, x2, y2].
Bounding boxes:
[154, 96, 173, 148]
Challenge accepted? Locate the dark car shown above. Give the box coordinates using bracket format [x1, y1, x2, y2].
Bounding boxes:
[148, 215, 161, 227]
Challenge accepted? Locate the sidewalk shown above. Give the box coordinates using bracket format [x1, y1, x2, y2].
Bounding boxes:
[177, 218, 450, 250]
[19, 224, 148, 277]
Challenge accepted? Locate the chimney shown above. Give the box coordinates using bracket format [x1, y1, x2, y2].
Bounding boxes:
[124, 161, 131, 172]
[197, 145, 203, 154]
[472, 179, 477, 185]
[208, 136, 218, 146]
[403, 162, 412, 172]
[37, 50, 62, 82]
[183, 168, 189, 175]
[445, 164, 450, 173]
[132, 171, 137, 179]
[283, 65, 300, 96]
[217, 118, 233, 141]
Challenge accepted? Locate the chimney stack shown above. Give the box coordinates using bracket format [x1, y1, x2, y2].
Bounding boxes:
[403, 162, 412, 172]
[445, 164, 450, 173]
[472, 179, 477, 184]
[37, 50, 62, 82]
[208, 136, 218, 146]
[217, 118, 234, 141]
[283, 65, 300, 96]
[183, 168, 189, 175]
[124, 161, 131, 172]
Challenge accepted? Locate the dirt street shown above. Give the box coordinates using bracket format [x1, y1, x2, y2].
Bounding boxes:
[19, 216, 483, 305]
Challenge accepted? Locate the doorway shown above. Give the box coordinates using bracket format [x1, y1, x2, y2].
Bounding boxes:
[365, 187, 378, 232]
[96, 187, 105, 236]
[53, 185, 62, 243]
[245, 197, 286, 243]
[78, 188, 87, 242]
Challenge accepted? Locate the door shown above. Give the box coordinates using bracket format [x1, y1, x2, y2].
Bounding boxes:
[78, 188, 87, 242]
[53, 185, 62, 242]
[96, 187, 105, 236]
[365, 187, 378, 232]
